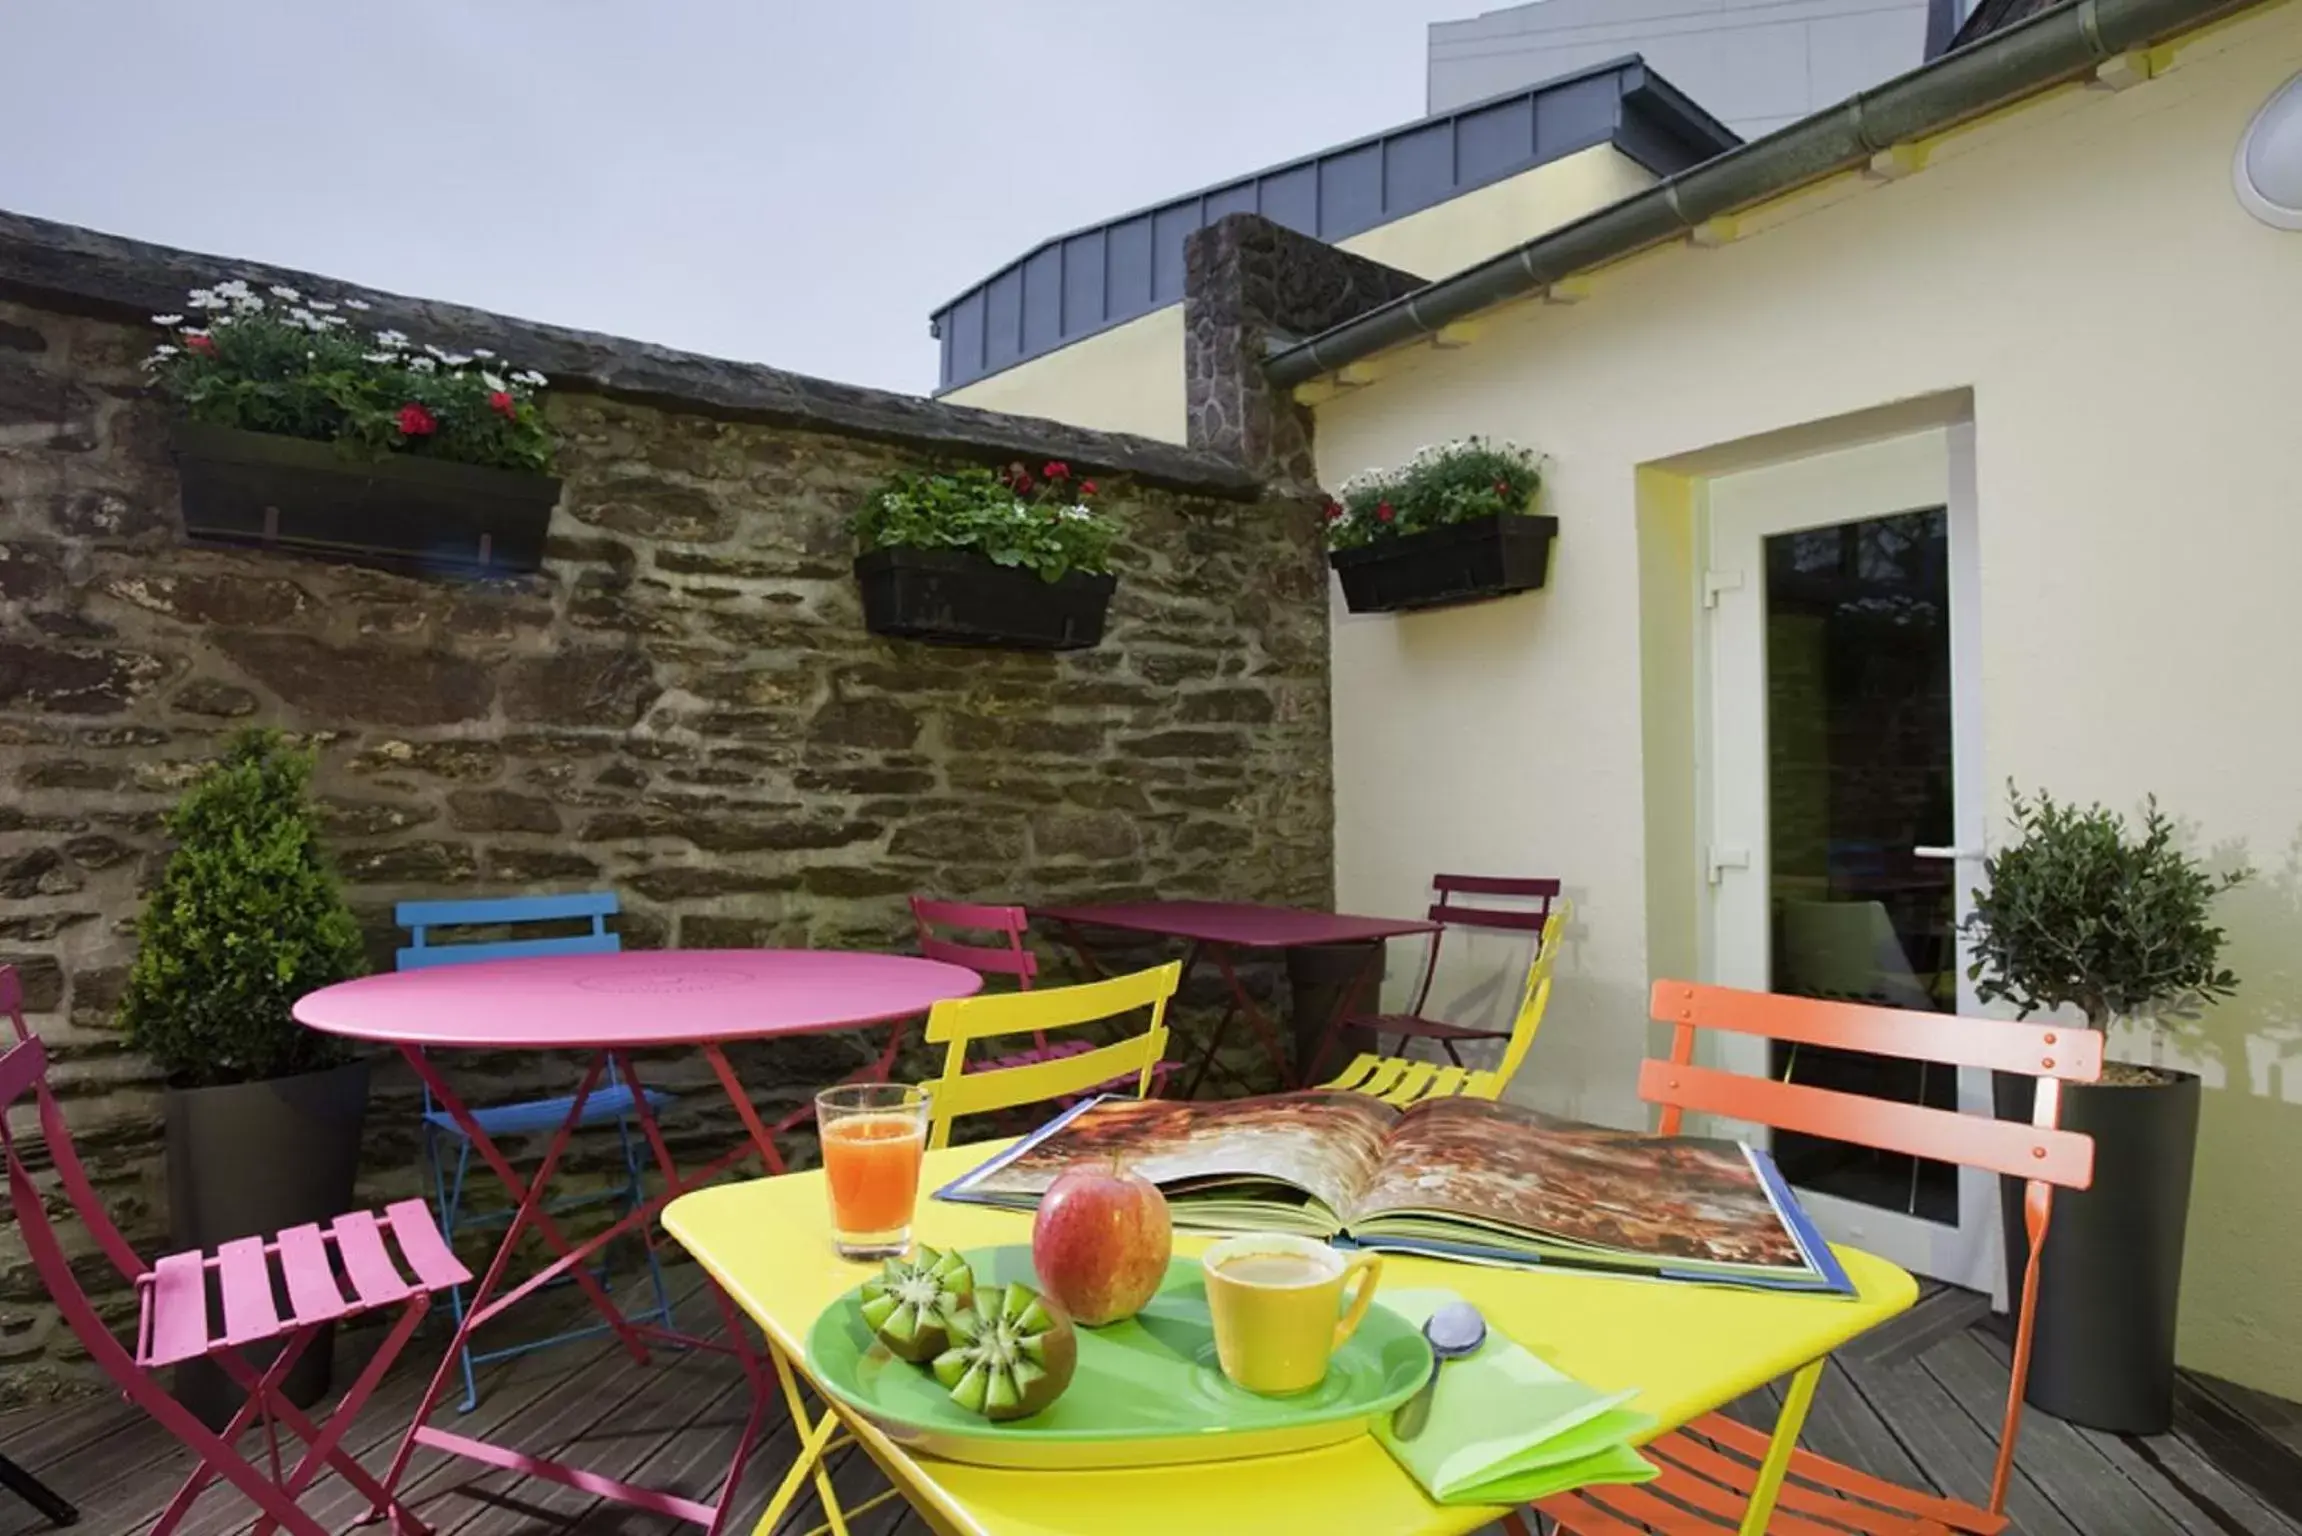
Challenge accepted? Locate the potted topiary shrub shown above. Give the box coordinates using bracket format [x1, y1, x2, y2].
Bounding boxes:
[853, 460, 1120, 650]
[146, 279, 559, 576]
[1963, 785, 2245, 1434]
[1324, 437, 1554, 613]
[118, 728, 372, 1426]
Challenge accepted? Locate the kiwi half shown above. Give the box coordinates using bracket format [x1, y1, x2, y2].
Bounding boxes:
[931, 1281, 1078, 1421]
[857, 1246, 976, 1363]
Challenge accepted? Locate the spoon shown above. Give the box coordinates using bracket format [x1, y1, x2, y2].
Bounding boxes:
[1391, 1300, 1487, 1441]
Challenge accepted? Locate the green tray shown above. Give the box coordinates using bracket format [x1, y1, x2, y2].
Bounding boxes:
[804, 1244, 1432, 1470]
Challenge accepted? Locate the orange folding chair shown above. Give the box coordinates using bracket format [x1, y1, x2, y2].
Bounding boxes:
[1526, 981, 2100, 1536]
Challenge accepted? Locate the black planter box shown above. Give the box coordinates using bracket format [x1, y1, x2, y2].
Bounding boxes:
[1327, 512, 1558, 614]
[855, 546, 1118, 650]
[170, 420, 561, 578]
[1995, 1067, 2201, 1433]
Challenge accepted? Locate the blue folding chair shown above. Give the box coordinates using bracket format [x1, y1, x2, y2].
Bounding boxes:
[395, 892, 677, 1412]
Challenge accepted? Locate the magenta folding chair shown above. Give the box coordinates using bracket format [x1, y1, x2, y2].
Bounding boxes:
[1336, 874, 1563, 1068]
[910, 897, 1175, 1097]
[0, 965, 468, 1536]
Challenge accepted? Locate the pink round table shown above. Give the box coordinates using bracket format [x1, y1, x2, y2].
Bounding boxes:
[293, 949, 980, 1534]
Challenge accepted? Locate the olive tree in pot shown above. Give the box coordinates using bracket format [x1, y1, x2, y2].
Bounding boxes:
[118, 729, 371, 1427]
[1963, 786, 2245, 1433]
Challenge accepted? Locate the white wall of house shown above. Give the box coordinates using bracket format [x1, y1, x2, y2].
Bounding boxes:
[1317, 1, 2302, 1398]
[1429, 0, 1938, 137]
[944, 145, 1655, 441]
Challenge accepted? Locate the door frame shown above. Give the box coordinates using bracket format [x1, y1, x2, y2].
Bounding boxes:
[1694, 422, 2002, 1296]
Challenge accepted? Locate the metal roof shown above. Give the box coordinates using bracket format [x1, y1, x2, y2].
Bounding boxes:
[929, 56, 1739, 394]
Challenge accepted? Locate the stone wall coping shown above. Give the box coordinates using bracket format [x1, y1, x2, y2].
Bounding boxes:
[0, 207, 1265, 500]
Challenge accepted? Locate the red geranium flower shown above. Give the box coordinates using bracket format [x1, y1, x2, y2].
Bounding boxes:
[1043, 461, 1070, 481]
[396, 403, 438, 437]
[488, 390, 517, 419]
[185, 334, 218, 356]
[1079, 480, 1097, 495]
[1494, 480, 1511, 495]
[1376, 502, 1396, 523]
[1323, 499, 1343, 522]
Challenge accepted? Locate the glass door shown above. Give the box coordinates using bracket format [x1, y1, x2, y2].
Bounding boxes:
[1704, 426, 1998, 1293]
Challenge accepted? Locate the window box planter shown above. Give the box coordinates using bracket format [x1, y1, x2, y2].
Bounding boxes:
[1328, 511, 1558, 614]
[855, 546, 1117, 651]
[169, 420, 561, 578]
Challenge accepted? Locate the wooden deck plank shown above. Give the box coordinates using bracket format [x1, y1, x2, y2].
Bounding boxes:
[1792, 1357, 1941, 1496]
[1851, 1353, 2084, 1536]
[1918, 1331, 2193, 1536]
[2175, 1373, 2302, 1529]
[1960, 1330, 2302, 1536]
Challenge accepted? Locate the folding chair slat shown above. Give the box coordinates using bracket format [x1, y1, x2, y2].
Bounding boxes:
[143, 1251, 212, 1367]
[217, 1237, 282, 1347]
[383, 1199, 471, 1291]
[275, 1223, 352, 1327]
[331, 1211, 413, 1306]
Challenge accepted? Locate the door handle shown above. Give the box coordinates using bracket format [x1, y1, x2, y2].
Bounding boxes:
[1913, 845, 1982, 861]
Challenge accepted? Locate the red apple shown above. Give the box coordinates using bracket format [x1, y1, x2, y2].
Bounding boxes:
[1031, 1156, 1172, 1326]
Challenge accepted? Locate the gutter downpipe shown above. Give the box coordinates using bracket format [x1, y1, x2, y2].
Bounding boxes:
[1266, 0, 2258, 390]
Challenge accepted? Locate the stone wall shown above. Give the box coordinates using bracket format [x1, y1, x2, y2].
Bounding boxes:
[0, 215, 1332, 1400]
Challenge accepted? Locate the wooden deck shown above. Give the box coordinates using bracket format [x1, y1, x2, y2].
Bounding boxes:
[2, 1265, 2295, 1536]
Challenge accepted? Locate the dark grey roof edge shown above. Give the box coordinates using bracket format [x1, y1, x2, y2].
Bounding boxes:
[0, 207, 1264, 500]
[1266, 0, 2259, 390]
[927, 53, 1727, 320]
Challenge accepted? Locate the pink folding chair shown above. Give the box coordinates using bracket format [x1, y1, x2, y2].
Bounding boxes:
[1339, 873, 1563, 1068]
[910, 897, 1175, 1098]
[0, 965, 468, 1536]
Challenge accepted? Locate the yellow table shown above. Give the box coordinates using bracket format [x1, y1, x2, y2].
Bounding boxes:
[664, 1141, 1916, 1536]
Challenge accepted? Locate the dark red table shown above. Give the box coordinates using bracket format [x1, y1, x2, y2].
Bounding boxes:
[1033, 901, 1438, 1096]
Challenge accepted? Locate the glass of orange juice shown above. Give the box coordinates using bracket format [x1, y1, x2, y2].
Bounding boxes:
[816, 1082, 930, 1260]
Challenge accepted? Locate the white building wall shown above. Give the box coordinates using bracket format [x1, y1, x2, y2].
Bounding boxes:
[1430, 0, 1944, 138]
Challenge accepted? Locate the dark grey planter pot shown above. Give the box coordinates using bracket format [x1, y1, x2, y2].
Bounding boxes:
[854, 547, 1117, 650]
[165, 1058, 371, 1430]
[170, 419, 560, 578]
[1328, 512, 1558, 613]
[1995, 1065, 2201, 1434]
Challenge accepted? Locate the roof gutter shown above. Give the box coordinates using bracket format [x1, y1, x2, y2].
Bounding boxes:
[1266, 0, 2263, 390]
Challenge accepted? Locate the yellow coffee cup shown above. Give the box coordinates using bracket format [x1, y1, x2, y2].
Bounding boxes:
[1201, 1233, 1383, 1396]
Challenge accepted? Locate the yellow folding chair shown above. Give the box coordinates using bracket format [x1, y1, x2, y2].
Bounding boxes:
[754, 963, 1181, 1536]
[1320, 902, 1567, 1107]
[922, 962, 1181, 1149]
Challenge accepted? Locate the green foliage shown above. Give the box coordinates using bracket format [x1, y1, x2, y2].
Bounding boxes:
[145, 279, 552, 473]
[1325, 438, 1544, 551]
[117, 729, 369, 1088]
[1961, 785, 2247, 1032]
[854, 461, 1119, 583]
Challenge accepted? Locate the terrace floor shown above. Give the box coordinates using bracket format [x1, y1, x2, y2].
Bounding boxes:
[3, 1266, 2296, 1536]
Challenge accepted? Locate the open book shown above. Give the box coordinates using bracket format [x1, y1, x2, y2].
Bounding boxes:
[938, 1092, 1852, 1294]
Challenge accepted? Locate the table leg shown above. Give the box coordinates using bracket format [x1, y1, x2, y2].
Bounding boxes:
[1052, 919, 1107, 980]
[1738, 1357, 1823, 1536]
[1206, 945, 1292, 1087]
[1296, 940, 1389, 1089]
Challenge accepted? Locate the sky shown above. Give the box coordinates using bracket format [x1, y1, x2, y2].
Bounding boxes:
[0, 1, 1472, 396]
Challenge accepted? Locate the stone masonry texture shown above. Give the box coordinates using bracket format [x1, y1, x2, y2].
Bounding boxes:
[0, 216, 1333, 1401]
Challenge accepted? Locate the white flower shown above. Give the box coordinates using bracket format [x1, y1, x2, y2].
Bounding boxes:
[373, 329, 410, 349]
[513, 369, 547, 386]
[343, 298, 371, 311]
[306, 299, 337, 312]
[422, 343, 449, 360]
[480, 371, 506, 392]
[441, 353, 471, 368]
[151, 313, 183, 326]
[320, 314, 349, 328]
[408, 355, 437, 374]
[363, 351, 397, 364]
[269, 284, 301, 301]
[182, 329, 210, 340]
[213, 279, 252, 299]
[470, 348, 495, 359]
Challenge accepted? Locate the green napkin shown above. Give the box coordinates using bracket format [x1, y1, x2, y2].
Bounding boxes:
[1371, 1289, 1659, 1506]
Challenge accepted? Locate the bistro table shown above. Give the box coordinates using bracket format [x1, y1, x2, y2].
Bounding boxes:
[293, 948, 981, 1535]
[664, 1138, 1918, 1536]
[1034, 900, 1439, 1095]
